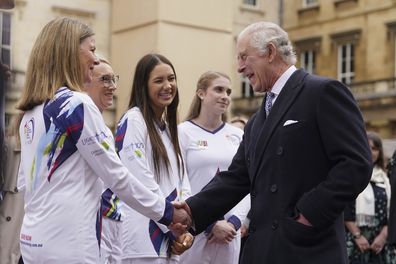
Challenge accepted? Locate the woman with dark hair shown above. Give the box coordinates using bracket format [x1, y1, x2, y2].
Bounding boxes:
[16, 19, 183, 263]
[115, 53, 191, 264]
[345, 131, 396, 263]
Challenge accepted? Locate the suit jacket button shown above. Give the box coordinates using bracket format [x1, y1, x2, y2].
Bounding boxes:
[251, 190, 256, 197]
[271, 220, 278, 230]
[6, 216, 11, 221]
[277, 147, 283, 155]
[246, 157, 250, 166]
[270, 184, 278, 193]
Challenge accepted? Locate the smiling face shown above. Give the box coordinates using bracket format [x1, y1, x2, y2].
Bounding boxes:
[198, 76, 231, 116]
[84, 62, 117, 112]
[79, 36, 98, 84]
[148, 63, 177, 118]
[236, 34, 275, 93]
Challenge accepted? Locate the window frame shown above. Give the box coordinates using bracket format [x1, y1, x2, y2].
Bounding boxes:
[243, 0, 257, 7]
[241, 76, 254, 98]
[337, 42, 355, 85]
[0, 12, 11, 68]
[302, 0, 318, 8]
[300, 50, 316, 74]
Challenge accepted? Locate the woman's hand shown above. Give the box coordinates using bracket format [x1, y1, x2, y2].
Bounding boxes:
[370, 233, 386, 254]
[354, 235, 370, 253]
[207, 220, 236, 244]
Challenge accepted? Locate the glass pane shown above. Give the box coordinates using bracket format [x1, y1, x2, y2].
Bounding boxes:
[2, 13, 10, 45]
[244, 0, 256, 6]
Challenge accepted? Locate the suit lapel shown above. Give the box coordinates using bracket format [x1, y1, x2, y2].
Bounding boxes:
[250, 69, 308, 181]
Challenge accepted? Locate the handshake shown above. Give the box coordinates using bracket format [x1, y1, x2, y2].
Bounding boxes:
[168, 201, 194, 255]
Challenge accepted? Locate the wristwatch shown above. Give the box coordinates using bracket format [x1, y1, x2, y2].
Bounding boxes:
[353, 232, 362, 239]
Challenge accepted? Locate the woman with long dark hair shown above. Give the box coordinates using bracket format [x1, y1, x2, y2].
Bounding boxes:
[116, 53, 191, 264]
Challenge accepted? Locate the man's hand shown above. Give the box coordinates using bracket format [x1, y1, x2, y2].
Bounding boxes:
[241, 224, 248, 238]
[207, 220, 236, 244]
[171, 232, 194, 255]
[173, 201, 192, 217]
[168, 201, 192, 236]
[296, 213, 313, 227]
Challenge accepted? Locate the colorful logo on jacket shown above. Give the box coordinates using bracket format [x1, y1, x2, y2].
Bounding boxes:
[24, 117, 35, 144]
[196, 140, 208, 149]
[149, 188, 178, 256]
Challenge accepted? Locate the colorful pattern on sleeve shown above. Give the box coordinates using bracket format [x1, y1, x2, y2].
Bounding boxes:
[115, 114, 127, 154]
[101, 188, 123, 221]
[30, 88, 84, 188]
[149, 188, 177, 255]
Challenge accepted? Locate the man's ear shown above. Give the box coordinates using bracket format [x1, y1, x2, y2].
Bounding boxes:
[267, 43, 277, 63]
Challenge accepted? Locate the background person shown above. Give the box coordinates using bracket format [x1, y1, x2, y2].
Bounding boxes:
[176, 21, 372, 264]
[15, 18, 188, 264]
[0, 113, 24, 264]
[83, 57, 122, 264]
[387, 148, 396, 247]
[115, 53, 191, 264]
[345, 131, 395, 263]
[178, 71, 250, 264]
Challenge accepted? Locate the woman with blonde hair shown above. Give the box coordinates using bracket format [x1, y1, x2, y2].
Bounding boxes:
[16, 18, 183, 263]
[178, 71, 250, 264]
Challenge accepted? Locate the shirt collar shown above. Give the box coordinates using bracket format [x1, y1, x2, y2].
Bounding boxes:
[271, 65, 297, 99]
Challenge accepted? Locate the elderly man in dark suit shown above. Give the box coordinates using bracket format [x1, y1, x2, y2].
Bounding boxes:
[175, 21, 372, 264]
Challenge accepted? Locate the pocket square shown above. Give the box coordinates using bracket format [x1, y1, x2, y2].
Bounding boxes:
[283, 120, 299, 126]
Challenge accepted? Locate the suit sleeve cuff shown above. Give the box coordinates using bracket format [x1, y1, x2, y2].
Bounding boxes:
[227, 215, 242, 231]
[158, 200, 173, 226]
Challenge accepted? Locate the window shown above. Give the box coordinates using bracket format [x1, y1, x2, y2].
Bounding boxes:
[294, 37, 321, 74]
[243, 0, 257, 6]
[338, 43, 355, 85]
[300, 50, 316, 74]
[303, 0, 318, 7]
[0, 12, 11, 67]
[241, 77, 254, 98]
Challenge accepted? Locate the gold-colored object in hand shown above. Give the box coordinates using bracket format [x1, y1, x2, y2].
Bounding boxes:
[171, 232, 194, 255]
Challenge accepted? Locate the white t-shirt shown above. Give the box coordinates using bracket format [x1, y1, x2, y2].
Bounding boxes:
[178, 121, 250, 226]
[116, 107, 191, 260]
[18, 87, 171, 264]
[178, 121, 250, 264]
